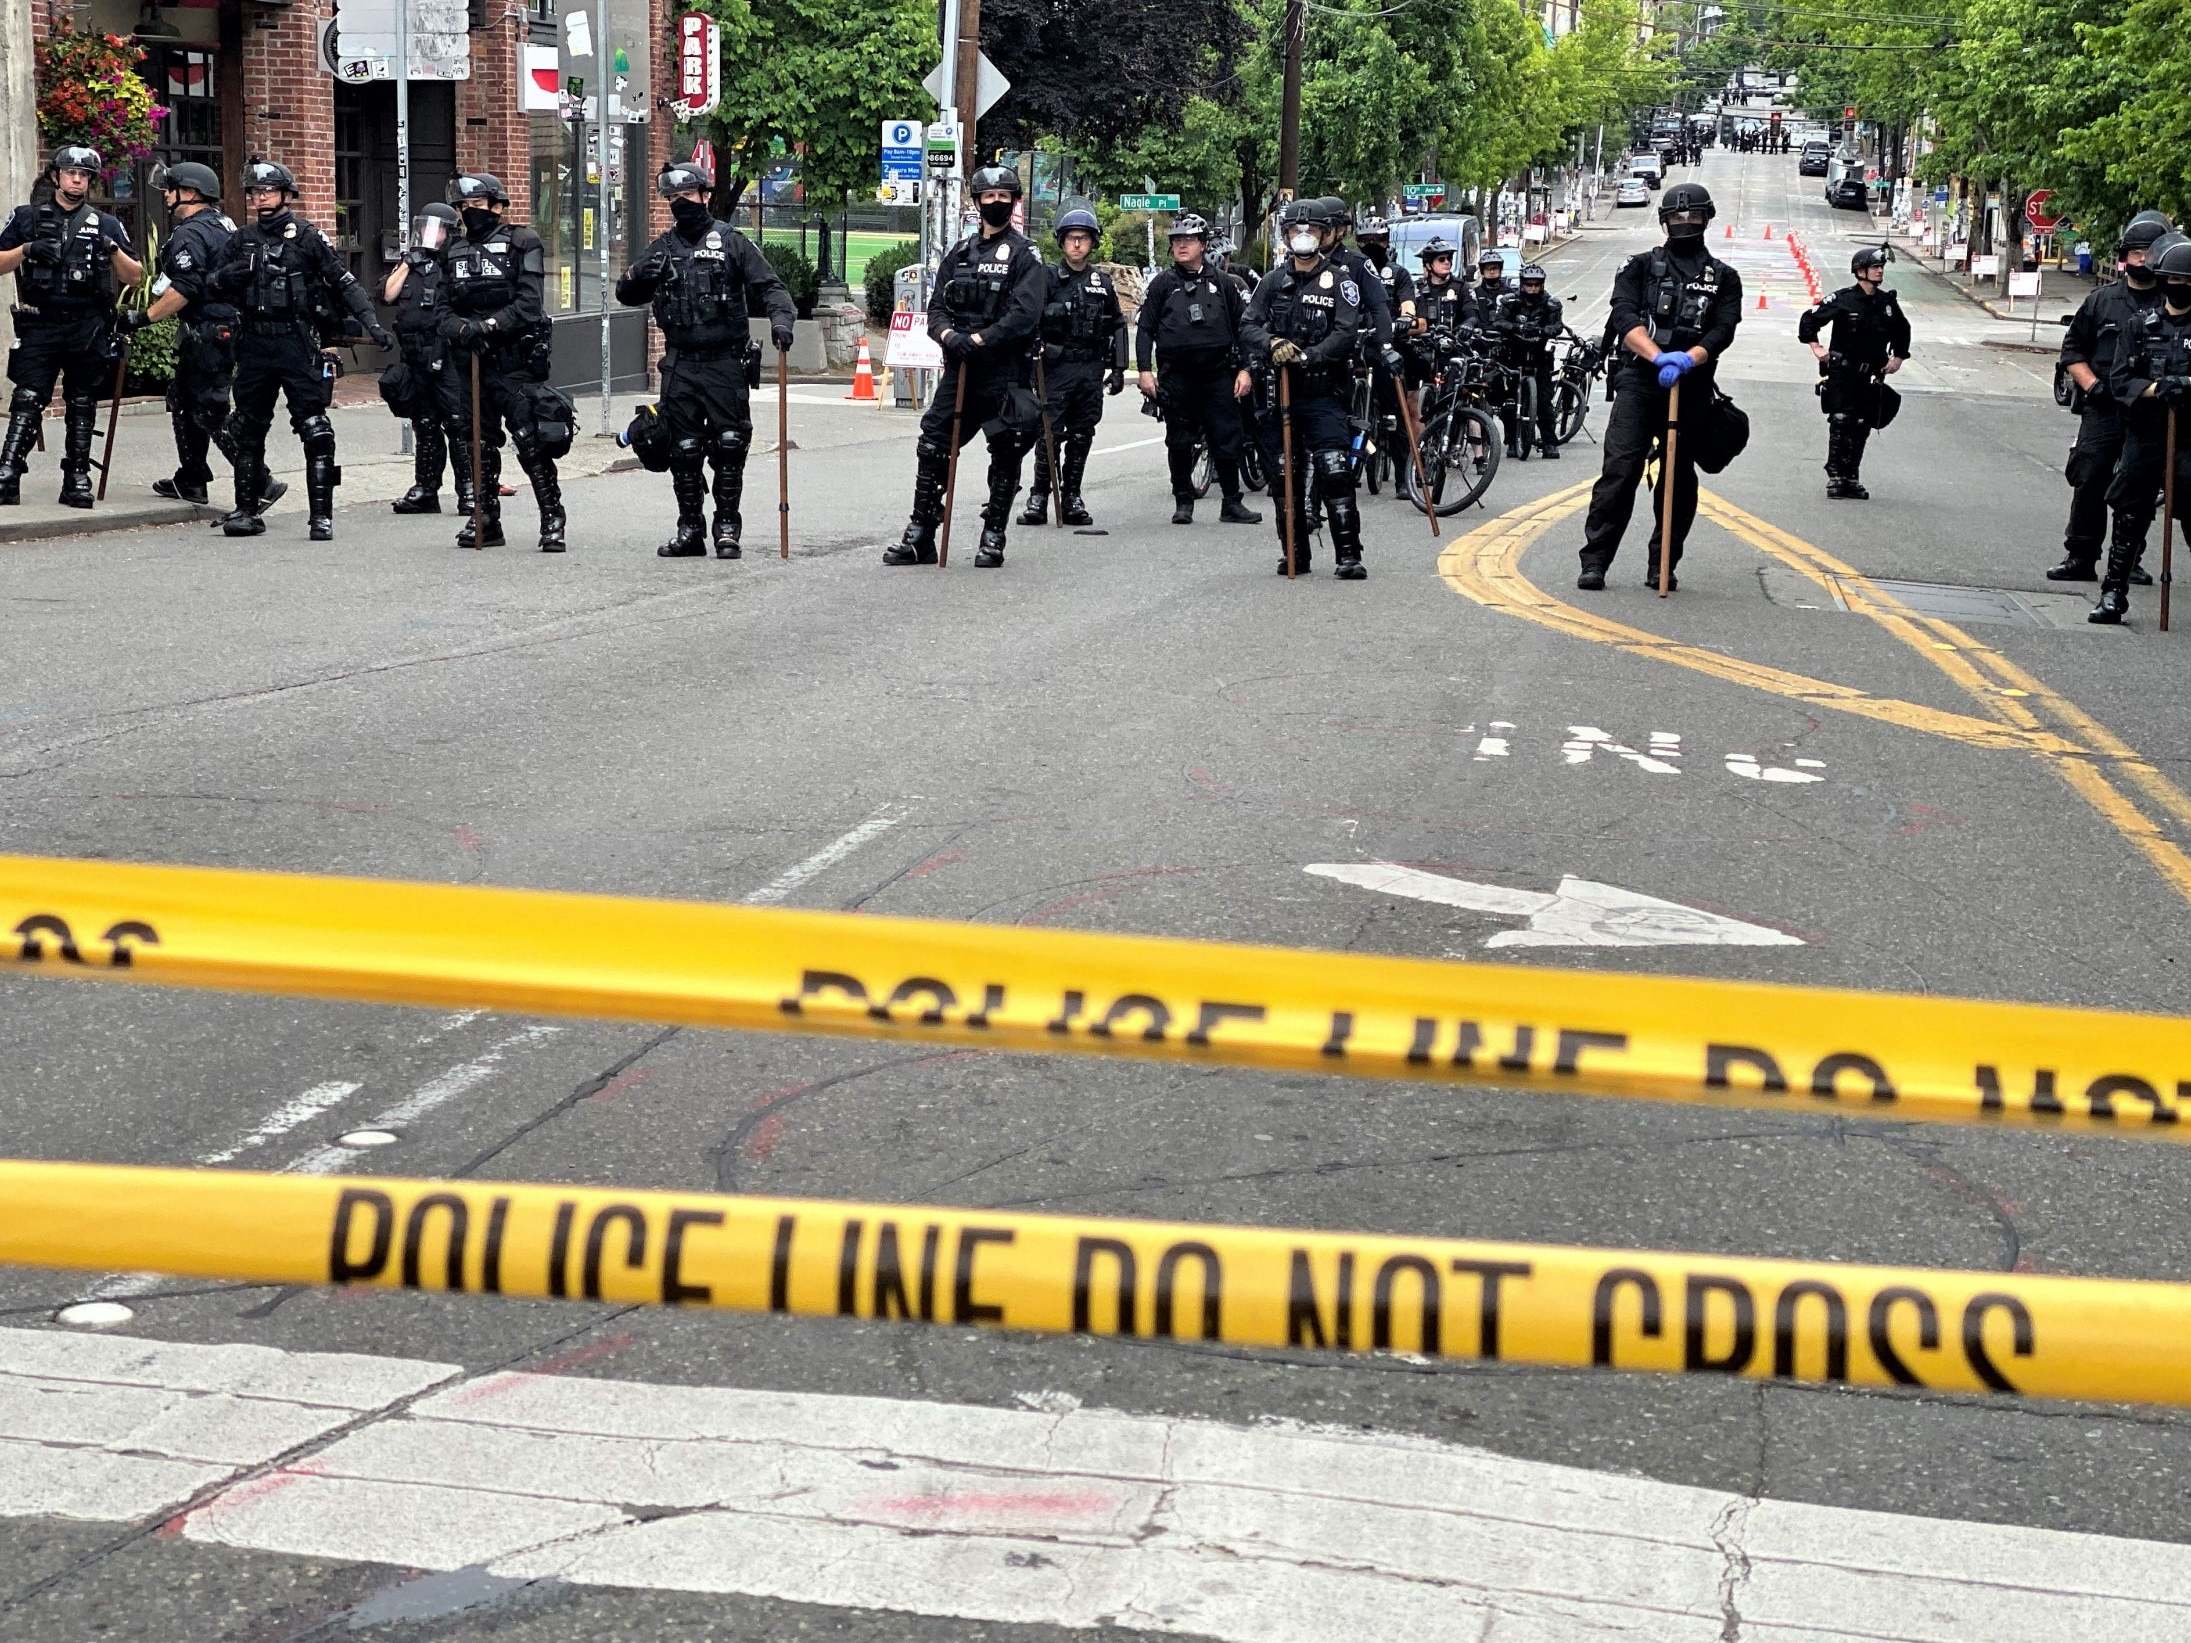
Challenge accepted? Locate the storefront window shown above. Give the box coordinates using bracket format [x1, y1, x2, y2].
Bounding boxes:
[535, 114, 645, 316]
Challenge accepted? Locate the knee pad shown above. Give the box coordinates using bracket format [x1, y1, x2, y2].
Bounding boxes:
[1312, 448, 1354, 485]
[8, 386, 42, 418]
[298, 414, 337, 459]
[225, 409, 272, 450]
[714, 427, 747, 457]
[915, 436, 949, 463]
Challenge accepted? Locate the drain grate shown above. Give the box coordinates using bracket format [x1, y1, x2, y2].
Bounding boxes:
[1758, 566, 2103, 630]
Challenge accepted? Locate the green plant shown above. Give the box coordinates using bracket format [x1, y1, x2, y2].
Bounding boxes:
[760, 239, 820, 318]
[1101, 210, 1157, 268]
[126, 317, 179, 388]
[35, 30, 167, 173]
[862, 239, 921, 326]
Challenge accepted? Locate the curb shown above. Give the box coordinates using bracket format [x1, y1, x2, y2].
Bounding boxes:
[3, 502, 206, 542]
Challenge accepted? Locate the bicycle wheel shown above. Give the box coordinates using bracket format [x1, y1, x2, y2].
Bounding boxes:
[1403, 405, 1500, 517]
[1364, 428, 1385, 495]
[1516, 378, 1538, 460]
[1192, 440, 1214, 499]
[1555, 377, 1590, 444]
[1240, 437, 1268, 493]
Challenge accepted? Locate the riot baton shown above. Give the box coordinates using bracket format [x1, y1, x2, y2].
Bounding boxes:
[1658, 379, 1682, 599]
[2165, 404, 2179, 634]
[777, 348, 791, 560]
[1393, 368, 1438, 541]
[1033, 348, 1062, 528]
[468, 352, 485, 551]
[937, 367, 968, 570]
[93, 351, 127, 501]
[1278, 364, 1298, 581]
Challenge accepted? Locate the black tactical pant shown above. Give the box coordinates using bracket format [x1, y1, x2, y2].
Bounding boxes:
[231, 322, 331, 438]
[436, 341, 560, 539]
[2062, 402, 2126, 568]
[2108, 404, 2191, 543]
[1256, 377, 1355, 570]
[911, 356, 1033, 532]
[1158, 350, 1246, 499]
[1030, 354, 1104, 496]
[3, 312, 110, 497]
[1581, 379, 1698, 576]
[166, 318, 236, 487]
[659, 343, 754, 534]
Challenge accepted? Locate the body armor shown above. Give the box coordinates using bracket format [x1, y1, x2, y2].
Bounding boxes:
[232, 218, 323, 323]
[652, 225, 749, 352]
[15, 202, 111, 311]
[1040, 265, 1114, 359]
[1643, 249, 1726, 349]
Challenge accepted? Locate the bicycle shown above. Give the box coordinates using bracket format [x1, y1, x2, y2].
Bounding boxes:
[1341, 362, 1399, 496]
[1551, 329, 1608, 445]
[1189, 402, 1269, 497]
[1397, 330, 1504, 516]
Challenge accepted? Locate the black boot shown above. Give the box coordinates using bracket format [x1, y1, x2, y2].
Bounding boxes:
[523, 450, 566, 553]
[1215, 455, 1261, 523]
[1173, 495, 1195, 524]
[454, 447, 506, 548]
[57, 396, 97, 508]
[2131, 562, 2155, 587]
[305, 453, 338, 541]
[1168, 441, 1197, 524]
[1020, 437, 1052, 525]
[658, 464, 708, 557]
[2091, 527, 2138, 625]
[2046, 549, 2100, 582]
[392, 420, 446, 513]
[710, 449, 744, 559]
[884, 438, 948, 565]
[1059, 438, 1094, 526]
[0, 399, 38, 506]
[974, 446, 1019, 567]
[220, 443, 267, 537]
[153, 408, 213, 503]
[207, 419, 285, 517]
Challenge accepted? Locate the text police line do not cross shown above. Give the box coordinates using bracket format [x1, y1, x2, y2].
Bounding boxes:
[0, 1160, 2173, 1407]
[7, 852, 2191, 1139]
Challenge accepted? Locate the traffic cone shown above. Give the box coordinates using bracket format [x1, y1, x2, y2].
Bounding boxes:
[1756, 292, 1769, 311]
[1724, 223, 1733, 240]
[845, 335, 878, 402]
[1763, 224, 1775, 241]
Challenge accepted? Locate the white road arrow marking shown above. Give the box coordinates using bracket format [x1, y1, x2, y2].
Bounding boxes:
[1305, 862, 1804, 950]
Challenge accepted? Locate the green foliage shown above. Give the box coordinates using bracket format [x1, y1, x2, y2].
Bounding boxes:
[760, 240, 820, 317]
[126, 317, 179, 387]
[1102, 211, 1159, 269]
[862, 239, 921, 327]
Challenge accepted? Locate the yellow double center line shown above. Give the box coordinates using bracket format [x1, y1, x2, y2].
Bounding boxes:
[1437, 482, 2191, 906]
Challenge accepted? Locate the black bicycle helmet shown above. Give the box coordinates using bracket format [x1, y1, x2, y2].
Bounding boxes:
[1418, 236, 1457, 263]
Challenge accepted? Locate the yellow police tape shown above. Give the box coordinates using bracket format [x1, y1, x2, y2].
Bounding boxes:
[5, 851, 2190, 1137]
[6, 1158, 2189, 1406]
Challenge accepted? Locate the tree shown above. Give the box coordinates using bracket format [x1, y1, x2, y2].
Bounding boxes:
[982, 0, 1249, 157]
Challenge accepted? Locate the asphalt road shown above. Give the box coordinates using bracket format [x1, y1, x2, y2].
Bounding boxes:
[5, 147, 2191, 1640]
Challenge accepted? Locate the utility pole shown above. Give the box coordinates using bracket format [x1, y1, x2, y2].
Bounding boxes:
[954, 0, 984, 174]
[1276, 0, 1303, 252]
[0, 0, 34, 362]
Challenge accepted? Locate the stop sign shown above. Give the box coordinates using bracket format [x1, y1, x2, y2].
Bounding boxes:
[2025, 190, 2061, 232]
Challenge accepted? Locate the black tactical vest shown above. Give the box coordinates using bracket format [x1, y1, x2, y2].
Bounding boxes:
[447, 231, 518, 314]
[1041, 265, 1111, 355]
[161, 210, 236, 322]
[19, 202, 110, 311]
[653, 225, 748, 350]
[939, 235, 1021, 329]
[394, 257, 449, 338]
[1644, 249, 1726, 348]
[236, 216, 320, 321]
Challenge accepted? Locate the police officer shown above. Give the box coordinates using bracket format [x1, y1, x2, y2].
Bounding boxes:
[379, 201, 460, 514]
[1577, 181, 1743, 591]
[114, 162, 246, 507]
[1473, 250, 1517, 309]
[1412, 237, 1471, 336]
[437, 174, 567, 553]
[618, 163, 795, 559]
[209, 160, 392, 539]
[888, 165, 1046, 568]
[1351, 216, 1414, 336]
[1798, 246, 1911, 499]
[2095, 239, 2191, 625]
[2052, 212, 2172, 583]
[1020, 207, 1123, 529]
[1242, 201, 1367, 579]
[1493, 263, 1565, 459]
[0, 145, 140, 508]
[1138, 213, 1259, 526]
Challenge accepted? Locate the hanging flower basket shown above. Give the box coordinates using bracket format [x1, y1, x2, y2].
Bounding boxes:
[34, 30, 169, 176]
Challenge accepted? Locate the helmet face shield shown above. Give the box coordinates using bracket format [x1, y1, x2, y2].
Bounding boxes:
[411, 213, 452, 253]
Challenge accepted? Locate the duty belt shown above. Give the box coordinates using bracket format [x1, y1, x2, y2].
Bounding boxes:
[668, 340, 749, 362]
[242, 315, 311, 336]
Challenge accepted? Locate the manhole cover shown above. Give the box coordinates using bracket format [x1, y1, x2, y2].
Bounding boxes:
[1759, 566, 2102, 630]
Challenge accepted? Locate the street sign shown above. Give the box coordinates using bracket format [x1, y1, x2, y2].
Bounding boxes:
[1118, 193, 1180, 212]
[336, 0, 471, 80]
[921, 51, 1010, 119]
[878, 181, 922, 206]
[1402, 183, 1445, 205]
[671, 12, 719, 120]
[2025, 190, 2061, 232]
[925, 120, 960, 174]
[881, 118, 922, 182]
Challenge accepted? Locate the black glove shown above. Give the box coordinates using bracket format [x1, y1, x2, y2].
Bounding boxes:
[21, 238, 62, 269]
[368, 322, 395, 350]
[405, 249, 436, 270]
[439, 315, 484, 349]
[2160, 374, 2191, 407]
[116, 307, 151, 334]
[771, 322, 795, 354]
[940, 330, 976, 360]
[1380, 347, 1406, 378]
[1106, 368, 1124, 396]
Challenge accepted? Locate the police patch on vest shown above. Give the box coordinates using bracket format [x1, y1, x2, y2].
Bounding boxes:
[1340, 280, 1359, 306]
[1319, 270, 1333, 289]
[173, 249, 192, 269]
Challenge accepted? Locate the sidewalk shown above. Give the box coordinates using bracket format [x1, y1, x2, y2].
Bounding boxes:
[1884, 220, 2095, 354]
[0, 390, 669, 545]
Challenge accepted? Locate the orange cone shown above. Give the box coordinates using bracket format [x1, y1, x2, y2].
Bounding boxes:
[845, 335, 878, 403]
[1763, 224, 1775, 241]
[1724, 223, 1733, 240]
[1756, 292, 1769, 311]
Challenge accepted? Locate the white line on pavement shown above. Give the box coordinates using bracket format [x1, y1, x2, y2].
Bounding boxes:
[199, 1082, 364, 1166]
[4, 1325, 2187, 1641]
[283, 1024, 566, 1177]
[1090, 434, 1167, 458]
[740, 803, 907, 906]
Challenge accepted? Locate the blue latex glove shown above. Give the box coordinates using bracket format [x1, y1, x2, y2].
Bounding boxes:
[1655, 352, 1693, 390]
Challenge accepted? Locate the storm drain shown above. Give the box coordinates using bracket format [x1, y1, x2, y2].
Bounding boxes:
[1758, 565, 2103, 630]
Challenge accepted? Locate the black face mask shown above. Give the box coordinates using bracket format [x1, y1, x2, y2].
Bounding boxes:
[978, 198, 1015, 229]
[256, 204, 289, 226]
[1665, 222, 1706, 243]
[2125, 265, 2157, 288]
[2167, 284, 2191, 313]
[461, 207, 500, 237]
[670, 197, 712, 234]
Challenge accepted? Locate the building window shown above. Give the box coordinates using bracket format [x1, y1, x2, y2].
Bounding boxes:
[334, 87, 367, 262]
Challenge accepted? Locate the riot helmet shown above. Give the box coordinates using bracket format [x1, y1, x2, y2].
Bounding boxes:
[1852, 246, 1889, 280]
[153, 160, 220, 206]
[242, 160, 296, 222]
[1659, 181, 1715, 240]
[1053, 207, 1100, 250]
[450, 173, 509, 207]
[410, 201, 459, 254]
[657, 163, 711, 200]
[967, 165, 1022, 198]
[2157, 238, 2191, 310]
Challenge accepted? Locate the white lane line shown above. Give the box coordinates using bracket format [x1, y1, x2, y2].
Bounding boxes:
[284, 1024, 565, 1177]
[1089, 433, 1166, 458]
[4, 1326, 2186, 1641]
[198, 1082, 365, 1167]
[741, 803, 906, 906]
[412, 1008, 485, 1046]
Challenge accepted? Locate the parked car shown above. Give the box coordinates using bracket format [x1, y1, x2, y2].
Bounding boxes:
[1799, 141, 1831, 177]
[1615, 176, 1652, 208]
[1385, 212, 1484, 276]
[1825, 153, 1869, 210]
